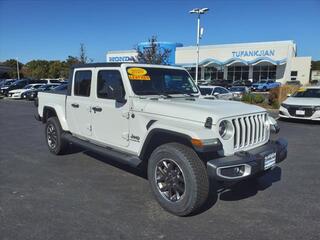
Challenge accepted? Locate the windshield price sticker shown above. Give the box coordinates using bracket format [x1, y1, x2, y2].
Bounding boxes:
[128, 75, 151, 81]
[127, 68, 147, 76]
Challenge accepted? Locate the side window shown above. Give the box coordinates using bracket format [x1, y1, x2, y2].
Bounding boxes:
[97, 70, 124, 99]
[214, 87, 222, 94]
[219, 88, 228, 94]
[74, 70, 92, 97]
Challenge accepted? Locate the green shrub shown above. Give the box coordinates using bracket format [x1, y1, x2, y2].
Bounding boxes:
[253, 94, 265, 104]
[242, 93, 265, 104]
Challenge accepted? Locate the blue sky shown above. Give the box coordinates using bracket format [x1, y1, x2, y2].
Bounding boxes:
[0, 0, 319, 63]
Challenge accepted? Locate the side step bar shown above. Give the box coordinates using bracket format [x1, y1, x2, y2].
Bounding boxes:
[63, 133, 142, 167]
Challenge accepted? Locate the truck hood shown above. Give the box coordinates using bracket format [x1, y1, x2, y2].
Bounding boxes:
[133, 97, 266, 124]
[283, 97, 320, 106]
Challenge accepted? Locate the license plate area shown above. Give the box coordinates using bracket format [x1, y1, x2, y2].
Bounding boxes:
[264, 152, 276, 170]
[296, 110, 305, 115]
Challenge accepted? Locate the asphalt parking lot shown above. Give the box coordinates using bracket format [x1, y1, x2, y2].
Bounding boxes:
[1, 99, 320, 240]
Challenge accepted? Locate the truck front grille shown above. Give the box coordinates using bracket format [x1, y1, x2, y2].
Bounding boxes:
[232, 113, 269, 151]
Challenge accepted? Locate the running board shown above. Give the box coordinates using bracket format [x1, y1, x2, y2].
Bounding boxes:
[63, 133, 142, 167]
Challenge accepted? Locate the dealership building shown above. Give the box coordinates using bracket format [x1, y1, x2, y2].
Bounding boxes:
[106, 40, 312, 85]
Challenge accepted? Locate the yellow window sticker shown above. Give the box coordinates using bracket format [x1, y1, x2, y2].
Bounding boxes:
[128, 75, 151, 81]
[127, 68, 147, 76]
[297, 87, 306, 92]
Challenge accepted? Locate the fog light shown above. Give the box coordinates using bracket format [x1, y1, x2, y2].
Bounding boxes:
[217, 164, 251, 179]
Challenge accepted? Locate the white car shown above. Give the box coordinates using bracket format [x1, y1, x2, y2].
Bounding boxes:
[279, 86, 320, 121]
[8, 84, 44, 99]
[199, 86, 233, 100]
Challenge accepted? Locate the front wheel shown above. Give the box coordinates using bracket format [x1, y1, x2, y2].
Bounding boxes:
[45, 117, 68, 155]
[148, 143, 209, 216]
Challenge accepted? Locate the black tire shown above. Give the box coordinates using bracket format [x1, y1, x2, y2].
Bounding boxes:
[148, 143, 209, 216]
[45, 117, 68, 155]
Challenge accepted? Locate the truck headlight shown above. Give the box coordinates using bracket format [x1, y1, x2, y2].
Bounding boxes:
[266, 116, 280, 133]
[315, 106, 320, 111]
[219, 120, 233, 140]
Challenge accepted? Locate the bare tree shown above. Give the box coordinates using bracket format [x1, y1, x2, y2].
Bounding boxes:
[135, 36, 171, 65]
[79, 43, 88, 64]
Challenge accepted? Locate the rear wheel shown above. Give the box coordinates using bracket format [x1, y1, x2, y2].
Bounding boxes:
[45, 117, 68, 155]
[148, 143, 209, 216]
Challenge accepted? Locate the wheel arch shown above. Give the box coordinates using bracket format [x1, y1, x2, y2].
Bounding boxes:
[42, 106, 57, 123]
[139, 128, 194, 162]
[42, 106, 69, 131]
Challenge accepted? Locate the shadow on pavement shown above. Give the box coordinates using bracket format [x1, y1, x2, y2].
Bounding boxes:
[219, 167, 282, 201]
[84, 151, 148, 179]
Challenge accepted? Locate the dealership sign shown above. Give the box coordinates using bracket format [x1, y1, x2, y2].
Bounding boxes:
[232, 49, 275, 58]
[108, 56, 135, 62]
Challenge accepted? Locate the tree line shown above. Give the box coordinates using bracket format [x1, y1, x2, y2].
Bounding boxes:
[1, 37, 172, 80]
[0, 44, 90, 80]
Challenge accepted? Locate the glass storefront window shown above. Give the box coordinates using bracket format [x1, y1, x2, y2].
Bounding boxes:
[252, 65, 277, 82]
[227, 65, 249, 81]
[204, 66, 224, 81]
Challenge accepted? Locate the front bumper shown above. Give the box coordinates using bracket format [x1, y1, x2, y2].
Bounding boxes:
[207, 138, 288, 181]
[279, 106, 320, 121]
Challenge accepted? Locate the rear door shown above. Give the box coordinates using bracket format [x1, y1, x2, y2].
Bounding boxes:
[66, 69, 94, 138]
[91, 68, 129, 147]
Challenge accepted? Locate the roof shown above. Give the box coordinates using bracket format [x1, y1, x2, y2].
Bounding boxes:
[72, 62, 122, 68]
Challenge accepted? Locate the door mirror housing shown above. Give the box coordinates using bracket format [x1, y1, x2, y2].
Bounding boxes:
[213, 92, 220, 96]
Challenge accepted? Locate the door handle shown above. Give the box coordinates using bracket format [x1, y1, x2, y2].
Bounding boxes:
[92, 106, 102, 113]
[71, 103, 79, 108]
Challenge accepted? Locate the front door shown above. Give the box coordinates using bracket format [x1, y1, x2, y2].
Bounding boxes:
[66, 69, 93, 138]
[91, 69, 129, 147]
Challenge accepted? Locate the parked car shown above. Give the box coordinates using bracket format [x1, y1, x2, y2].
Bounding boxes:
[199, 86, 234, 100]
[251, 80, 281, 91]
[285, 80, 302, 87]
[0, 79, 16, 94]
[22, 83, 60, 100]
[8, 83, 44, 99]
[210, 79, 233, 89]
[229, 86, 250, 100]
[39, 79, 64, 84]
[36, 63, 287, 216]
[279, 86, 320, 121]
[52, 83, 68, 92]
[2, 79, 32, 96]
[232, 80, 252, 88]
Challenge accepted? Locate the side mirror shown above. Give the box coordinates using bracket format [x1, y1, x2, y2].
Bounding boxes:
[213, 92, 220, 96]
[114, 87, 127, 104]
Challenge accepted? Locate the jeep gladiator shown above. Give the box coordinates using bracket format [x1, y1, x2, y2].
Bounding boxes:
[36, 63, 287, 216]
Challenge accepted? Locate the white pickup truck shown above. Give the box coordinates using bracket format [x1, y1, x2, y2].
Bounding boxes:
[36, 63, 287, 216]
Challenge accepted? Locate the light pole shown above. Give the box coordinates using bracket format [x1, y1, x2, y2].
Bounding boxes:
[189, 8, 209, 85]
[16, 57, 20, 80]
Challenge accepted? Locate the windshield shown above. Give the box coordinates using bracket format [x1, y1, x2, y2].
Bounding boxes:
[259, 80, 267, 83]
[5, 81, 14, 86]
[292, 88, 320, 98]
[126, 67, 198, 95]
